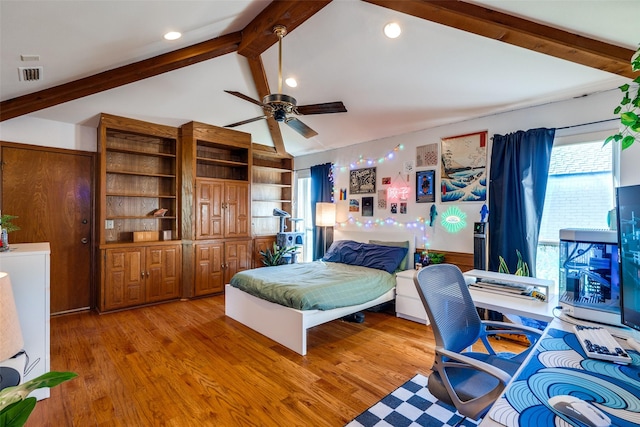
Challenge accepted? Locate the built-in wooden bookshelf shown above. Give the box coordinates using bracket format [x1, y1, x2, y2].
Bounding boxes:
[98, 114, 180, 244]
[251, 154, 293, 236]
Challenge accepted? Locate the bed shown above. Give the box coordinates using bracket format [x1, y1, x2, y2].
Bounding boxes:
[225, 240, 409, 355]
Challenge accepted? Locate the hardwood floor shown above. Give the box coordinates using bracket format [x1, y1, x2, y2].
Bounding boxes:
[27, 295, 526, 426]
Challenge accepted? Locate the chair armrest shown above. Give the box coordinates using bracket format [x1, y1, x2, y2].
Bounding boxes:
[482, 320, 543, 337]
[437, 347, 512, 385]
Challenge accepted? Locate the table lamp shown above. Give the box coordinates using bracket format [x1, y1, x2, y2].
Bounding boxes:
[0, 271, 25, 389]
[315, 202, 336, 255]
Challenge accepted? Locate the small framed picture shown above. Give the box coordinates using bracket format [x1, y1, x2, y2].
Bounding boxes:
[416, 170, 435, 203]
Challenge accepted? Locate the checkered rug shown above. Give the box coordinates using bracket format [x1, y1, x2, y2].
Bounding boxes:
[345, 374, 481, 427]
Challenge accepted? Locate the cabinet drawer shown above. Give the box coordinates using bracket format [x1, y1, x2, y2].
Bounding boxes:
[396, 294, 429, 325]
[395, 274, 419, 298]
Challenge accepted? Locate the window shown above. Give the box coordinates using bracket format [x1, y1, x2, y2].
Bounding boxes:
[536, 139, 615, 283]
[295, 172, 314, 262]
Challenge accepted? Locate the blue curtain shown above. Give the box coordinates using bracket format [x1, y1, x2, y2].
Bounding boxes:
[311, 163, 334, 260]
[488, 128, 555, 276]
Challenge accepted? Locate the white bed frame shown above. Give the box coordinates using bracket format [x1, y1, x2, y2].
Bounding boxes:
[225, 284, 396, 356]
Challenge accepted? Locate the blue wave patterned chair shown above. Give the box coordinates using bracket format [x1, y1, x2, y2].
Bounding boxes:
[414, 264, 543, 422]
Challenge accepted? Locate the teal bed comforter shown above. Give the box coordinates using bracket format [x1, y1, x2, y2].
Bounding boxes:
[229, 261, 396, 310]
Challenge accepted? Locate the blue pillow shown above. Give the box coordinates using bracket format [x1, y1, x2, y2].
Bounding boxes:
[323, 240, 408, 274]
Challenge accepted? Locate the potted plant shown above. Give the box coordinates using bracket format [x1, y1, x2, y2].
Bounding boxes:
[0, 214, 20, 252]
[605, 44, 640, 150]
[260, 242, 297, 266]
[0, 371, 77, 427]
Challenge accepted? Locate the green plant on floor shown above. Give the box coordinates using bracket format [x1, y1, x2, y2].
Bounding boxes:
[605, 44, 640, 150]
[260, 242, 297, 266]
[0, 215, 20, 233]
[0, 371, 77, 427]
[498, 249, 530, 277]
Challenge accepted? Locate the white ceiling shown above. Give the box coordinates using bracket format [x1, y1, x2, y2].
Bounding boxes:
[1, 0, 638, 157]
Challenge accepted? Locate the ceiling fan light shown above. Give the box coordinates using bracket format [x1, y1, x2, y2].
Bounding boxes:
[383, 22, 401, 39]
[164, 31, 182, 41]
[285, 77, 297, 88]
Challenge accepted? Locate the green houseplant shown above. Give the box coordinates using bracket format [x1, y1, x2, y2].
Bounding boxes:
[0, 371, 77, 427]
[605, 44, 640, 150]
[260, 242, 297, 266]
[0, 215, 20, 233]
[498, 249, 530, 277]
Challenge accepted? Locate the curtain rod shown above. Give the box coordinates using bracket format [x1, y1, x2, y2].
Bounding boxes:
[555, 117, 618, 130]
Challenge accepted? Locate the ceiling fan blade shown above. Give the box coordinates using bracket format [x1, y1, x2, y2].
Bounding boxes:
[224, 90, 266, 107]
[224, 115, 267, 128]
[297, 101, 347, 115]
[285, 117, 318, 138]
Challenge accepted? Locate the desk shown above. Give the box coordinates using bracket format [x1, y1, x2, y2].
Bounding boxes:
[395, 269, 558, 324]
[480, 318, 640, 426]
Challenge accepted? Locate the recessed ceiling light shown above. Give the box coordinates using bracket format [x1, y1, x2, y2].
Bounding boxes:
[383, 22, 401, 39]
[164, 31, 182, 41]
[285, 77, 297, 88]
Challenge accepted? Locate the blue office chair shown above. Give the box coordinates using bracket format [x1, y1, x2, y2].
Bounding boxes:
[414, 264, 543, 421]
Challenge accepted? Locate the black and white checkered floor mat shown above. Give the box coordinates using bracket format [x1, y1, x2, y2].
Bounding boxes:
[345, 374, 481, 427]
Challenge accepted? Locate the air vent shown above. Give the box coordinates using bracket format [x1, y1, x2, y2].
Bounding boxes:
[18, 66, 43, 82]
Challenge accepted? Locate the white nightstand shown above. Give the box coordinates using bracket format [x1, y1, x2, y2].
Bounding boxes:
[395, 269, 429, 325]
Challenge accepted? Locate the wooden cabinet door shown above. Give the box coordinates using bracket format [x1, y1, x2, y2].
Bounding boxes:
[146, 245, 181, 303]
[196, 180, 224, 240]
[103, 248, 145, 311]
[224, 240, 253, 283]
[225, 182, 250, 238]
[194, 242, 224, 296]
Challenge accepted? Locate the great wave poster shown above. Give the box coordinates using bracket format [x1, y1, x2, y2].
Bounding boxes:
[440, 131, 487, 202]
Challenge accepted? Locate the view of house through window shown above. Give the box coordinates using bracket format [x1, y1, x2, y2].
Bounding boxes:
[536, 140, 614, 284]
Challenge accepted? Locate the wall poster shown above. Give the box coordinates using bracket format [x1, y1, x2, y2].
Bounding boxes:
[349, 167, 376, 194]
[416, 170, 435, 203]
[416, 143, 439, 167]
[440, 131, 488, 202]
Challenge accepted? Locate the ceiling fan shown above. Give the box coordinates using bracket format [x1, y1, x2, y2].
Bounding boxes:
[224, 25, 347, 138]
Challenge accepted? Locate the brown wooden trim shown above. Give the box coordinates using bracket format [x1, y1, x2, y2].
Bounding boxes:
[364, 0, 636, 79]
[428, 249, 474, 273]
[246, 57, 288, 156]
[0, 32, 243, 122]
[237, 1, 332, 59]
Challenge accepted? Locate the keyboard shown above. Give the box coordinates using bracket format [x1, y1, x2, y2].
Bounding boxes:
[573, 325, 632, 364]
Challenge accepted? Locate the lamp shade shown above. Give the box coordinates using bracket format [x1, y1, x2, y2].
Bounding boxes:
[0, 272, 24, 361]
[316, 202, 336, 227]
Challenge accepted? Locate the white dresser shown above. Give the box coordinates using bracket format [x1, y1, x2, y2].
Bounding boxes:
[0, 242, 51, 400]
[395, 269, 430, 325]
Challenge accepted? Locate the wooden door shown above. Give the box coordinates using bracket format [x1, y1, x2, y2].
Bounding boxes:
[195, 179, 223, 240]
[1, 145, 94, 314]
[194, 242, 224, 296]
[225, 182, 249, 238]
[224, 239, 252, 283]
[253, 236, 276, 268]
[146, 244, 181, 302]
[103, 247, 144, 311]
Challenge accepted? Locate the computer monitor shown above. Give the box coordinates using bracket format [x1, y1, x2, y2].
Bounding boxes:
[616, 184, 640, 332]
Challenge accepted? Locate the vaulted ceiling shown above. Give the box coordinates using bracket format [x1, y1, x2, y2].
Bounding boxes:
[1, 0, 637, 157]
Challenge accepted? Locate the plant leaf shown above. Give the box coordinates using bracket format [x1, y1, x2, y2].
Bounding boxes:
[614, 106, 622, 114]
[622, 135, 636, 150]
[620, 83, 630, 92]
[0, 397, 36, 427]
[621, 111, 639, 126]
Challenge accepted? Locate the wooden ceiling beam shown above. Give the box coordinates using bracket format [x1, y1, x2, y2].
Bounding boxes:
[237, 1, 332, 59]
[364, 0, 636, 79]
[246, 56, 287, 156]
[0, 32, 242, 122]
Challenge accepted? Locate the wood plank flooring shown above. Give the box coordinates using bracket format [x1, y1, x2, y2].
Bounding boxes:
[27, 295, 526, 426]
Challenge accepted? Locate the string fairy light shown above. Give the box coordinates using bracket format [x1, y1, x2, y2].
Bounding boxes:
[333, 144, 404, 173]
